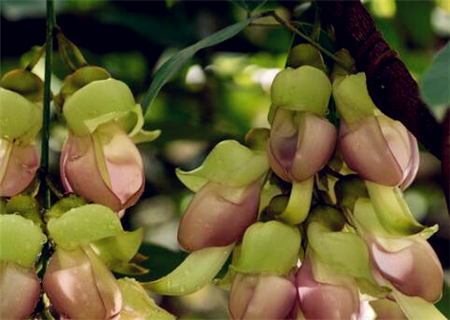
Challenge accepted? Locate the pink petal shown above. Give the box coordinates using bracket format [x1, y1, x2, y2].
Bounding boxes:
[267, 108, 299, 182]
[60, 122, 144, 214]
[43, 248, 122, 320]
[95, 122, 145, 211]
[291, 112, 337, 181]
[44, 250, 107, 319]
[0, 262, 40, 320]
[370, 238, 443, 302]
[178, 181, 260, 251]
[339, 117, 404, 186]
[0, 139, 39, 197]
[295, 258, 359, 320]
[229, 273, 296, 320]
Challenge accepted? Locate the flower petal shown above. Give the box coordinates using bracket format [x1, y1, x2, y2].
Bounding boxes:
[178, 181, 260, 251]
[0, 139, 39, 197]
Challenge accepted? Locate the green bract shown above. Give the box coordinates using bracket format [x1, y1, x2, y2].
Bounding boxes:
[332, 72, 377, 125]
[0, 214, 46, 268]
[0, 88, 42, 143]
[47, 204, 124, 250]
[268, 66, 331, 122]
[176, 140, 269, 192]
[234, 221, 301, 275]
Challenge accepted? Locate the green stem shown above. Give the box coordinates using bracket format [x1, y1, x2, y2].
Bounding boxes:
[41, 0, 56, 210]
[267, 11, 352, 72]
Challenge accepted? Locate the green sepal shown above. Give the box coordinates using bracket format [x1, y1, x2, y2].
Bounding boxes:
[91, 228, 144, 270]
[0, 87, 42, 143]
[268, 66, 331, 123]
[176, 140, 269, 192]
[234, 220, 301, 275]
[332, 72, 376, 126]
[118, 278, 176, 320]
[5, 195, 43, 228]
[0, 214, 46, 268]
[47, 204, 123, 250]
[365, 181, 433, 237]
[142, 244, 234, 296]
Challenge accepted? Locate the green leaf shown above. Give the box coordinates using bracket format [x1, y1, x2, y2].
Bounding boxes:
[419, 43, 450, 108]
[141, 15, 259, 116]
[228, 0, 268, 12]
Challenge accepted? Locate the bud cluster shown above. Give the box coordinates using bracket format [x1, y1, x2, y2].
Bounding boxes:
[149, 44, 445, 320]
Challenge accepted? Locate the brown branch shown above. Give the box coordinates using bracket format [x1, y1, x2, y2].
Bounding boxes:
[316, 0, 443, 160]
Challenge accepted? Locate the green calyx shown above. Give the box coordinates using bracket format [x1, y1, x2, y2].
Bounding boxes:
[0, 88, 42, 144]
[44, 195, 87, 221]
[268, 65, 331, 123]
[176, 140, 269, 192]
[332, 72, 377, 126]
[0, 214, 47, 268]
[234, 220, 301, 275]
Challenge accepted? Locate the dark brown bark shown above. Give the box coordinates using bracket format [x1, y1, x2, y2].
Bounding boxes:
[316, 0, 443, 160]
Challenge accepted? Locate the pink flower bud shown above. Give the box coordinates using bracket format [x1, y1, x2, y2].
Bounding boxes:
[228, 273, 296, 320]
[43, 247, 122, 319]
[267, 110, 337, 182]
[60, 121, 144, 216]
[369, 237, 443, 302]
[339, 115, 419, 189]
[0, 139, 39, 197]
[295, 258, 359, 320]
[0, 261, 40, 320]
[177, 181, 260, 251]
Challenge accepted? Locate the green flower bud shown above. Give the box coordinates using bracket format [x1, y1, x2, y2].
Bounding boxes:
[0, 88, 42, 143]
[55, 66, 111, 110]
[234, 220, 301, 275]
[1, 69, 44, 102]
[287, 44, 327, 72]
[5, 195, 43, 228]
[0, 214, 46, 268]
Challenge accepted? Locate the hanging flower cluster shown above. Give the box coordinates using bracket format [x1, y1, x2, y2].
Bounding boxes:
[140, 44, 445, 320]
[0, 35, 173, 319]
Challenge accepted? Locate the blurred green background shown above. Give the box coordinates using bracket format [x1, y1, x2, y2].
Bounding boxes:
[1, 0, 449, 318]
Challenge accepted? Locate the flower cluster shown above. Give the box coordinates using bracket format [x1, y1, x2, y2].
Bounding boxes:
[0, 58, 172, 319]
[142, 44, 445, 320]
